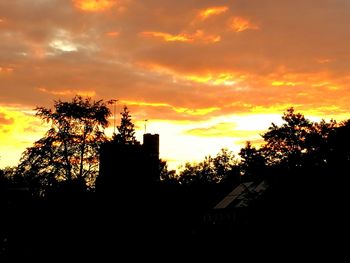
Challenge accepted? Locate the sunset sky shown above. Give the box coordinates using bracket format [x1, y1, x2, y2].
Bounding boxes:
[1, 0, 350, 170]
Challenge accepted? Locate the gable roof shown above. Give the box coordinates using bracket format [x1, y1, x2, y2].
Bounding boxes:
[214, 180, 269, 209]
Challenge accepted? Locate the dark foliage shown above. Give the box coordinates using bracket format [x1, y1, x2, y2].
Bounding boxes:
[13, 96, 112, 195]
[112, 105, 139, 145]
[178, 148, 240, 185]
[239, 141, 266, 180]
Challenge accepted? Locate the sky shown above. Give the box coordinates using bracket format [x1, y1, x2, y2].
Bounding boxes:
[1, 0, 350, 170]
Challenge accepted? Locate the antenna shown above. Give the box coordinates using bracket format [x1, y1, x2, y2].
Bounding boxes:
[110, 99, 118, 134]
[144, 119, 148, 134]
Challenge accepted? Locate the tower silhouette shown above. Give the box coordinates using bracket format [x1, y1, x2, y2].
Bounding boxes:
[96, 133, 160, 198]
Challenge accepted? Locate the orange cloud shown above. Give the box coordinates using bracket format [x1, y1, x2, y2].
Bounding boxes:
[185, 122, 242, 137]
[140, 30, 220, 44]
[186, 73, 246, 86]
[266, 71, 344, 94]
[0, 113, 13, 125]
[229, 16, 259, 32]
[199, 6, 229, 20]
[173, 106, 220, 116]
[38, 87, 96, 97]
[120, 100, 220, 117]
[141, 31, 193, 42]
[120, 100, 170, 108]
[0, 67, 14, 74]
[271, 81, 300, 87]
[193, 30, 221, 43]
[136, 62, 246, 87]
[316, 58, 333, 64]
[73, 0, 116, 12]
[186, 126, 259, 138]
[105, 31, 120, 37]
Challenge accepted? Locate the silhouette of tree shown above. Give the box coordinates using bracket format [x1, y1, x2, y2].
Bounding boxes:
[239, 141, 266, 180]
[0, 167, 16, 183]
[213, 149, 238, 175]
[303, 119, 337, 169]
[178, 148, 238, 185]
[112, 105, 139, 145]
[159, 159, 177, 183]
[0, 167, 5, 190]
[261, 108, 313, 168]
[327, 119, 350, 171]
[14, 96, 112, 195]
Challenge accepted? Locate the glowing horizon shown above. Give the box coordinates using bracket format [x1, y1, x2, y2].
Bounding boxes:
[1, 0, 350, 171]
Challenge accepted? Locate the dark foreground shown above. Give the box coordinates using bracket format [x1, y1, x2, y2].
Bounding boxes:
[1, 177, 349, 261]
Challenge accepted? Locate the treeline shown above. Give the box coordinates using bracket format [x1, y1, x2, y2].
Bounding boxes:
[163, 107, 350, 187]
[1, 96, 350, 196]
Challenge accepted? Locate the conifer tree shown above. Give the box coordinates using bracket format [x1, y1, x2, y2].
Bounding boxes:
[112, 106, 139, 145]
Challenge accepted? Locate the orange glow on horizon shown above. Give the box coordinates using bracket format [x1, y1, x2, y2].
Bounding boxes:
[1, 102, 350, 171]
[73, 0, 116, 12]
[0, 106, 49, 169]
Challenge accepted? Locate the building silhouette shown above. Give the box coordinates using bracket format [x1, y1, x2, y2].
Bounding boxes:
[96, 133, 160, 197]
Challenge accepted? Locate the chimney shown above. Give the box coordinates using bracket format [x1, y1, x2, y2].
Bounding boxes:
[143, 133, 159, 159]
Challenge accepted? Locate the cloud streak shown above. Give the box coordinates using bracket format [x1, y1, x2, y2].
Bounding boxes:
[140, 30, 221, 44]
[73, 0, 117, 12]
[229, 16, 259, 32]
[198, 6, 229, 20]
